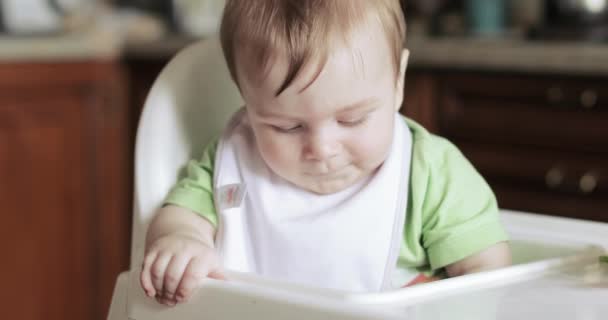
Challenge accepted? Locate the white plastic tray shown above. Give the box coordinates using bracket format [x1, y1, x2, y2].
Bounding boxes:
[112, 210, 608, 320]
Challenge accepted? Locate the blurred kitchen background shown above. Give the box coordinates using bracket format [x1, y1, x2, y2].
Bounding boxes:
[1, 0, 606, 319]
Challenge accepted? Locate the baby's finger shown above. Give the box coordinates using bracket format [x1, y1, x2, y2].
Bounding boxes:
[150, 252, 172, 295]
[156, 295, 177, 307]
[140, 251, 158, 297]
[175, 257, 213, 302]
[209, 270, 226, 280]
[162, 254, 190, 302]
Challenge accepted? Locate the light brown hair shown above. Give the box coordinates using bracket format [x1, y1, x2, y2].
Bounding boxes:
[220, 0, 406, 96]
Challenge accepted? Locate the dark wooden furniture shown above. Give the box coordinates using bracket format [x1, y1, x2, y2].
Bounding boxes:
[123, 57, 169, 125]
[402, 69, 607, 223]
[0, 62, 131, 320]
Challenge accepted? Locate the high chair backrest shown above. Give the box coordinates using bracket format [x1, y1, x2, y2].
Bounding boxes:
[130, 38, 243, 268]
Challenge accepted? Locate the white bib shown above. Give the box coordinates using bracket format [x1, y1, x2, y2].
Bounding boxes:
[213, 109, 414, 292]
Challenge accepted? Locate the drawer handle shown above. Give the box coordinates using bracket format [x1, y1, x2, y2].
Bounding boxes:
[547, 87, 564, 104]
[545, 167, 565, 189]
[579, 172, 598, 194]
[580, 89, 598, 109]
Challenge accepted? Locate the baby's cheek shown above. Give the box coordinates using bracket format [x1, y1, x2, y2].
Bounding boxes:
[258, 137, 299, 171]
[356, 129, 391, 163]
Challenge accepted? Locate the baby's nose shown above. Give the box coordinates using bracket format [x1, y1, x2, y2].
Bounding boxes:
[304, 132, 340, 161]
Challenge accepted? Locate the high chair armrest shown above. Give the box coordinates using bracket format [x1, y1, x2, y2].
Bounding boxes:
[107, 272, 130, 320]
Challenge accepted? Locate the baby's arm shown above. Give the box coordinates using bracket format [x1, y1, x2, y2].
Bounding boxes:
[140, 205, 223, 306]
[444, 241, 512, 277]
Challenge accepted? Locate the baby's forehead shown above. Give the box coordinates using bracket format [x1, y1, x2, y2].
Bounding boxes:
[235, 27, 393, 96]
[239, 47, 396, 120]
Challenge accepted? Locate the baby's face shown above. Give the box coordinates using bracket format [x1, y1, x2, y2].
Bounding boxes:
[238, 28, 406, 194]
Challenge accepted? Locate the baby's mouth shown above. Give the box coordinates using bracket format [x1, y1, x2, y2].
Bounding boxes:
[305, 166, 349, 178]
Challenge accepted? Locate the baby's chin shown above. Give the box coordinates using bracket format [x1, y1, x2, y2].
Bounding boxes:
[293, 171, 369, 195]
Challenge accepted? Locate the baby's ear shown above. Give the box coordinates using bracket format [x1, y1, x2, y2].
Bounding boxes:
[400, 49, 410, 79]
[394, 49, 410, 111]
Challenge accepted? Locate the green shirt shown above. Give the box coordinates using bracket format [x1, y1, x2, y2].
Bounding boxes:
[165, 117, 509, 273]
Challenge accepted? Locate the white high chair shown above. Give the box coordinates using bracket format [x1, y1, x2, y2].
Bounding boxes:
[108, 38, 608, 320]
[107, 38, 242, 320]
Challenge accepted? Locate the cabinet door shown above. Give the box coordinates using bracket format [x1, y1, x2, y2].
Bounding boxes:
[437, 72, 608, 153]
[0, 63, 130, 320]
[457, 141, 607, 222]
[0, 87, 95, 319]
[432, 70, 608, 222]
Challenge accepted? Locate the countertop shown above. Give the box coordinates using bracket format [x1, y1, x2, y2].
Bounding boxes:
[406, 35, 608, 76]
[0, 29, 123, 62]
[3, 31, 608, 76]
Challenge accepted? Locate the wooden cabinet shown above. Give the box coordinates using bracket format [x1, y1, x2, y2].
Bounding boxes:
[123, 57, 169, 123]
[0, 62, 131, 320]
[402, 69, 608, 222]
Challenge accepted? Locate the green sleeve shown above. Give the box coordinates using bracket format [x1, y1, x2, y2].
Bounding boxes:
[164, 138, 220, 227]
[401, 118, 509, 271]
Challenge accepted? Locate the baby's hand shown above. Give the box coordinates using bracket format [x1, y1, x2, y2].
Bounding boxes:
[140, 233, 224, 306]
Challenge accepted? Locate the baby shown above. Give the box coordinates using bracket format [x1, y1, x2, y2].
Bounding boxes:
[140, 0, 512, 306]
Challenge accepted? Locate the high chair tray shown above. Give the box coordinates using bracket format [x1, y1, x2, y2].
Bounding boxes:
[116, 210, 608, 320]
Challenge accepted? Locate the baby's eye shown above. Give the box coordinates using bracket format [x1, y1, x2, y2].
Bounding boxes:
[271, 124, 302, 133]
[338, 116, 368, 127]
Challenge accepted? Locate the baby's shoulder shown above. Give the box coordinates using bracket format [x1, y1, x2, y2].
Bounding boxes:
[403, 117, 461, 169]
